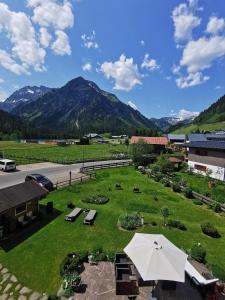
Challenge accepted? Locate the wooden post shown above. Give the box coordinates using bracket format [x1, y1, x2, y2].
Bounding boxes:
[69, 171, 72, 186]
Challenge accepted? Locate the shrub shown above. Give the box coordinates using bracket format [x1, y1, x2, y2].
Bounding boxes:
[64, 286, 73, 298]
[81, 195, 109, 205]
[119, 212, 143, 230]
[161, 206, 170, 226]
[151, 221, 157, 226]
[115, 183, 122, 189]
[213, 203, 221, 213]
[60, 253, 81, 276]
[153, 195, 158, 201]
[201, 222, 220, 238]
[133, 187, 140, 193]
[106, 251, 116, 262]
[193, 199, 203, 206]
[167, 219, 187, 231]
[154, 172, 163, 182]
[172, 183, 181, 193]
[190, 244, 206, 263]
[184, 188, 193, 199]
[67, 201, 75, 209]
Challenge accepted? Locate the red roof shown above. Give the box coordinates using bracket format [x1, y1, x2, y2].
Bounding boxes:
[168, 157, 182, 163]
[130, 136, 168, 145]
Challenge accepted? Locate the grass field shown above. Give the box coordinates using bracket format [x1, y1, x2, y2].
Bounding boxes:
[176, 171, 225, 203]
[0, 141, 128, 164]
[0, 166, 225, 294]
[172, 121, 225, 134]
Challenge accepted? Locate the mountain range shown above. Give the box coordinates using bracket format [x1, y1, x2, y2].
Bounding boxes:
[10, 77, 157, 136]
[0, 86, 51, 112]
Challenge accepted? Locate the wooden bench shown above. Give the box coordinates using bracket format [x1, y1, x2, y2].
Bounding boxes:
[84, 210, 97, 225]
[65, 208, 82, 222]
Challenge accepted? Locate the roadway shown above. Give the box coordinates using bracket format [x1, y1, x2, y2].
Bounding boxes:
[0, 160, 131, 189]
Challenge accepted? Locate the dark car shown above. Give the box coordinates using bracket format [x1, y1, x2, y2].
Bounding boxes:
[25, 174, 54, 191]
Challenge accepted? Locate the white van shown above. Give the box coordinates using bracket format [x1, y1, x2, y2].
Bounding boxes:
[0, 159, 16, 172]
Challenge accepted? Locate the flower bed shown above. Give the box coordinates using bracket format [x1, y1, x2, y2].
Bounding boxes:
[118, 212, 143, 230]
[81, 195, 109, 204]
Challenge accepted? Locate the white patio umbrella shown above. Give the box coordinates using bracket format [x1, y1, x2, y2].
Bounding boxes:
[124, 233, 187, 282]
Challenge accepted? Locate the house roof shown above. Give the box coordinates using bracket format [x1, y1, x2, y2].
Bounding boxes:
[168, 157, 183, 163]
[130, 136, 168, 145]
[168, 134, 186, 141]
[0, 181, 47, 214]
[187, 134, 207, 142]
[186, 141, 225, 151]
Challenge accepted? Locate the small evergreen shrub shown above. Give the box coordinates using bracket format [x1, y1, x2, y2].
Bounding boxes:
[133, 186, 140, 193]
[115, 183, 122, 189]
[172, 183, 181, 193]
[213, 203, 221, 213]
[151, 221, 157, 226]
[201, 222, 220, 238]
[191, 244, 206, 263]
[167, 219, 187, 231]
[184, 188, 193, 199]
[67, 201, 75, 209]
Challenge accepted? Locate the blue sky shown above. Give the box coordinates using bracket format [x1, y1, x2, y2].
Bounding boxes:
[0, 0, 225, 120]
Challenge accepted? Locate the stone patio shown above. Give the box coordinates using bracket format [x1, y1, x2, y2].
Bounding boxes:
[75, 262, 203, 300]
[0, 264, 47, 300]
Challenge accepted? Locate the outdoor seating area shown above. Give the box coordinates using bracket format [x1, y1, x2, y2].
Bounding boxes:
[83, 210, 97, 225]
[65, 207, 82, 222]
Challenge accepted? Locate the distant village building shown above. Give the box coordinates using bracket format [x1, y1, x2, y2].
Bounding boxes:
[186, 141, 225, 181]
[167, 134, 186, 145]
[130, 136, 168, 152]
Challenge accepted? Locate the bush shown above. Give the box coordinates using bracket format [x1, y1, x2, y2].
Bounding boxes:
[172, 183, 181, 193]
[190, 244, 206, 263]
[106, 251, 116, 262]
[201, 222, 220, 238]
[81, 195, 109, 205]
[115, 183, 122, 190]
[133, 187, 140, 193]
[67, 201, 75, 209]
[60, 253, 81, 276]
[167, 219, 187, 231]
[213, 203, 221, 213]
[151, 221, 157, 226]
[153, 195, 158, 201]
[193, 199, 203, 206]
[184, 188, 193, 199]
[119, 212, 143, 230]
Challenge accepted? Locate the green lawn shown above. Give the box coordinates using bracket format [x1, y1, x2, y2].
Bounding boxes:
[0, 141, 128, 164]
[175, 171, 225, 204]
[172, 121, 225, 134]
[0, 167, 225, 294]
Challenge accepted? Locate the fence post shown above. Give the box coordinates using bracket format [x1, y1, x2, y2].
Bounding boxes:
[69, 171, 72, 186]
[81, 176, 83, 183]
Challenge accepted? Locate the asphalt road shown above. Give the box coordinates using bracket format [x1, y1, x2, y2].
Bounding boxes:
[0, 160, 131, 189]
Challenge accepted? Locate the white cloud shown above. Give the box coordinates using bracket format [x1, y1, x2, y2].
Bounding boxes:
[176, 71, 209, 88]
[39, 27, 52, 48]
[206, 16, 225, 35]
[180, 36, 225, 73]
[165, 76, 171, 80]
[215, 85, 223, 90]
[0, 50, 29, 75]
[172, 64, 181, 75]
[82, 62, 92, 72]
[51, 30, 71, 55]
[27, 0, 74, 30]
[100, 54, 142, 92]
[128, 101, 138, 110]
[141, 54, 160, 71]
[0, 2, 46, 72]
[173, 109, 199, 121]
[172, 0, 201, 42]
[0, 78, 4, 84]
[81, 31, 99, 49]
[140, 40, 145, 46]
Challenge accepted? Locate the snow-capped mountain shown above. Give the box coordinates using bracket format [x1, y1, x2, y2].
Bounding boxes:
[0, 86, 51, 112]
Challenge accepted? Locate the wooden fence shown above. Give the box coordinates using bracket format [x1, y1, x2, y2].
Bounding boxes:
[55, 173, 95, 189]
[80, 160, 132, 173]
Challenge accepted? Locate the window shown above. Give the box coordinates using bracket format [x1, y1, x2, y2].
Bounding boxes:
[195, 149, 208, 156]
[194, 164, 207, 172]
[15, 204, 27, 215]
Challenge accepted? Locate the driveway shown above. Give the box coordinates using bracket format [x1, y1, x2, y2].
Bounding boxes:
[0, 160, 131, 189]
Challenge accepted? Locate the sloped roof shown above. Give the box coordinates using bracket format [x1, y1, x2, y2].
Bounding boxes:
[187, 134, 207, 142]
[0, 181, 47, 214]
[130, 136, 168, 145]
[168, 134, 186, 141]
[186, 141, 225, 151]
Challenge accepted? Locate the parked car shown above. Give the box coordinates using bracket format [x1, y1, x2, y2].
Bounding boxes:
[0, 159, 16, 172]
[25, 174, 54, 191]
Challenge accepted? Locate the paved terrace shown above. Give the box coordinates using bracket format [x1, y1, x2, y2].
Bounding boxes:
[75, 262, 203, 300]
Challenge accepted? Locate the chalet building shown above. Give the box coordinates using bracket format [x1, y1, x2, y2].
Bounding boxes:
[130, 136, 168, 152]
[0, 181, 47, 235]
[167, 134, 186, 145]
[186, 141, 225, 181]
